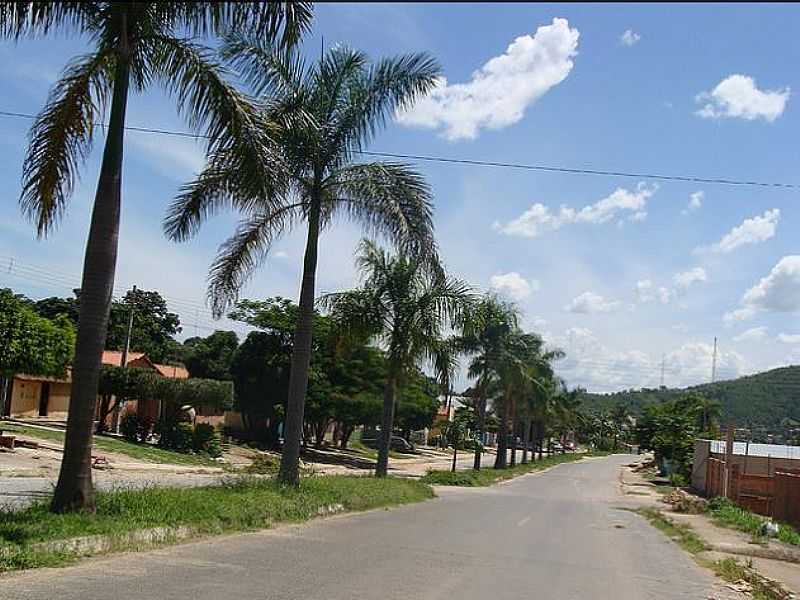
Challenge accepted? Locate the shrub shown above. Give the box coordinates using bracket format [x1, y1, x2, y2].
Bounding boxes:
[119, 413, 153, 443]
[156, 417, 194, 453]
[192, 423, 222, 458]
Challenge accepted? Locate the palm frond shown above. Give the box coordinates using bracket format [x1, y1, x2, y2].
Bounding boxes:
[0, 2, 99, 39]
[220, 32, 307, 100]
[170, 2, 313, 47]
[207, 204, 303, 317]
[147, 36, 262, 155]
[20, 50, 112, 237]
[330, 161, 439, 264]
[329, 52, 440, 160]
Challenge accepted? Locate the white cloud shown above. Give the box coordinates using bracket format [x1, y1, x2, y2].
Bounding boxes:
[496, 183, 657, 238]
[564, 291, 621, 314]
[777, 333, 800, 344]
[723, 307, 757, 324]
[682, 191, 703, 215]
[489, 271, 539, 301]
[550, 328, 747, 392]
[696, 74, 789, 122]
[707, 209, 780, 253]
[397, 18, 579, 140]
[530, 316, 548, 330]
[673, 267, 707, 290]
[733, 326, 768, 343]
[273, 250, 289, 259]
[741, 256, 800, 313]
[636, 279, 654, 302]
[620, 29, 641, 47]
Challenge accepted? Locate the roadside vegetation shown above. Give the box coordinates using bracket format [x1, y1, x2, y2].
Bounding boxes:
[421, 453, 582, 487]
[0, 423, 219, 468]
[708, 498, 800, 547]
[0, 475, 433, 572]
[635, 507, 708, 554]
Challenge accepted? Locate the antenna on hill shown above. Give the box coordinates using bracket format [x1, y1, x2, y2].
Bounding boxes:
[711, 336, 718, 383]
[660, 353, 666, 387]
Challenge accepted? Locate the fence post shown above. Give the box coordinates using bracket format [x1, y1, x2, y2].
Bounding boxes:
[723, 426, 734, 498]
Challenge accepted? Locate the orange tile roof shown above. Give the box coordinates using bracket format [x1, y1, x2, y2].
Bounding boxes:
[101, 350, 147, 367]
[153, 363, 189, 379]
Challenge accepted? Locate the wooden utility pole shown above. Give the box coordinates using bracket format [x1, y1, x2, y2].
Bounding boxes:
[711, 337, 718, 383]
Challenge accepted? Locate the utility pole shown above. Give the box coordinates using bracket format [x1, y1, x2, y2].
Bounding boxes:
[120, 285, 136, 369]
[115, 286, 136, 433]
[660, 353, 666, 388]
[711, 336, 718, 383]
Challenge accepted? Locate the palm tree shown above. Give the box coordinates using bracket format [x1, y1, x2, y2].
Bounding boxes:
[165, 38, 441, 485]
[691, 394, 722, 434]
[2, 2, 311, 513]
[458, 296, 519, 470]
[323, 240, 473, 477]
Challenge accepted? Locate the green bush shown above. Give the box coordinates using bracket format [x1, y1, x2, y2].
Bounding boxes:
[192, 423, 222, 458]
[119, 413, 153, 443]
[156, 417, 193, 453]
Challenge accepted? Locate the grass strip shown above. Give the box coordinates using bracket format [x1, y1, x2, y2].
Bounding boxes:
[1, 422, 217, 467]
[0, 475, 434, 572]
[708, 498, 800, 547]
[635, 508, 708, 554]
[420, 452, 582, 486]
[706, 558, 791, 600]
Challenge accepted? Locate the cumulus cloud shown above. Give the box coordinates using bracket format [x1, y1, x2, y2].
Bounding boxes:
[673, 267, 708, 290]
[705, 209, 780, 253]
[742, 256, 800, 313]
[550, 328, 746, 392]
[777, 333, 800, 344]
[620, 29, 641, 47]
[496, 183, 657, 238]
[696, 74, 789, 122]
[489, 272, 539, 301]
[723, 256, 800, 325]
[733, 326, 768, 343]
[682, 191, 703, 215]
[397, 18, 579, 140]
[564, 291, 621, 314]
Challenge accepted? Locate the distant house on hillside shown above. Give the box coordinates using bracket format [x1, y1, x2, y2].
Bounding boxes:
[3, 350, 189, 424]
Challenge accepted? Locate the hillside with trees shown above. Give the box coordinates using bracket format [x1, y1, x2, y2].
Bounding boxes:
[580, 365, 800, 439]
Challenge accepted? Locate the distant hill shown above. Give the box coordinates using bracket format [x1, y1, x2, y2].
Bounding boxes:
[580, 365, 800, 432]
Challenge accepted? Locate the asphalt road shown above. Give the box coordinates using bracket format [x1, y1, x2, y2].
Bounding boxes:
[2, 456, 737, 600]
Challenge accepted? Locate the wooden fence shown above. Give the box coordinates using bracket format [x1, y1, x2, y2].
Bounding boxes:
[706, 459, 800, 528]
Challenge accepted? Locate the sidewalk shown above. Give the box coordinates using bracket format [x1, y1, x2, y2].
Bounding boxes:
[619, 456, 800, 597]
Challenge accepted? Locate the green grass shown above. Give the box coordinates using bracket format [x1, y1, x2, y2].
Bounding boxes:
[636, 508, 708, 554]
[0, 475, 434, 572]
[708, 498, 800, 547]
[706, 558, 788, 600]
[420, 453, 583, 487]
[0, 422, 218, 467]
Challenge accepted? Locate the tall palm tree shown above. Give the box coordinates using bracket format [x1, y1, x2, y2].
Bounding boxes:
[165, 39, 441, 485]
[458, 296, 519, 470]
[2, 2, 311, 513]
[323, 240, 473, 477]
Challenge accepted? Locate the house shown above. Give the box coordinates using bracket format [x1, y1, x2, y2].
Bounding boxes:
[2, 350, 189, 424]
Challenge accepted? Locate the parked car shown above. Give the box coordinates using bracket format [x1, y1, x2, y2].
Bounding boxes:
[360, 435, 417, 454]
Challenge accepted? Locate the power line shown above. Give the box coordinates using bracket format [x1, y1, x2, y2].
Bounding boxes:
[0, 109, 798, 190]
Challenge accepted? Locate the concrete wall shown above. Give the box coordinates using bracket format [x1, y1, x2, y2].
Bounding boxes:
[692, 439, 711, 492]
[46, 382, 71, 418]
[10, 379, 41, 417]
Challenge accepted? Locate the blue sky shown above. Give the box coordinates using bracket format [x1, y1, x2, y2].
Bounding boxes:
[1, 3, 800, 392]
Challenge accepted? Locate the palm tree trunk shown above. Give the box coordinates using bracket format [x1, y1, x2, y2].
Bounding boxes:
[521, 416, 530, 464]
[451, 443, 457, 472]
[278, 198, 321, 485]
[473, 392, 486, 470]
[51, 51, 131, 514]
[509, 397, 517, 467]
[494, 387, 511, 469]
[376, 370, 397, 477]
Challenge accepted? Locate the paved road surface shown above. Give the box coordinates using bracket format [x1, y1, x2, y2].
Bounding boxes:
[2, 456, 737, 599]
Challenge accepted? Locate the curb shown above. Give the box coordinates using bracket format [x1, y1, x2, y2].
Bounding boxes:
[709, 541, 800, 565]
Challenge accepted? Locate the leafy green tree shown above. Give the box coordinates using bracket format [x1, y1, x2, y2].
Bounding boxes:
[3, 2, 311, 512]
[323, 241, 472, 477]
[164, 38, 441, 485]
[395, 370, 440, 439]
[0, 289, 75, 415]
[180, 330, 238, 380]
